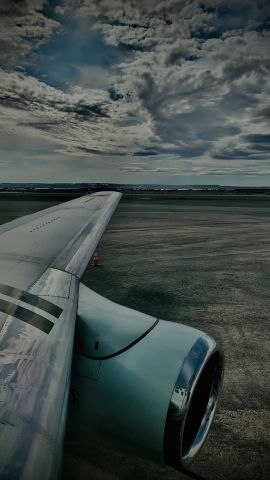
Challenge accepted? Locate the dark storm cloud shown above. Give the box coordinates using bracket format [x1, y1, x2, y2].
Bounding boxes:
[0, 0, 61, 68]
[78, 146, 158, 157]
[108, 87, 123, 101]
[256, 106, 270, 121]
[134, 149, 158, 156]
[225, 134, 270, 160]
[61, 103, 108, 118]
[214, 142, 270, 161]
[20, 120, 62, 131]
[0, 70, 108, 120]
[135, 69, 241, 158]
[191, 0, 270, 41]
[78, 146, 126, 156]
[214, 148, 254, 160]
[0, 0, 270, 182]
[243, 134, 270, 144]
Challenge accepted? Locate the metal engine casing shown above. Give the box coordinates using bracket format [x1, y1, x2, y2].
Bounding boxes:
[70, 284, 224, 468]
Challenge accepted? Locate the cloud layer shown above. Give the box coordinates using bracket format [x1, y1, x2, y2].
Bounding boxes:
[0, 0, 270, 183]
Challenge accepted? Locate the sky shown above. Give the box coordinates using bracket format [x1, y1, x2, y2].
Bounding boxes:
[0, 0, 269, 185]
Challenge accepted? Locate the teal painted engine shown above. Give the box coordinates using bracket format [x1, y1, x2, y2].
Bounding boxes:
[70, 284, 224, 469]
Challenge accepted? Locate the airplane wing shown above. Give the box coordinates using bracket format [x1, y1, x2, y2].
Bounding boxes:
[0, 192, 121, 479]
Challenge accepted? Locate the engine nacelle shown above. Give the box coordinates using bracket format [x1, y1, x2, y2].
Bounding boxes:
[70, 284, 224, 469]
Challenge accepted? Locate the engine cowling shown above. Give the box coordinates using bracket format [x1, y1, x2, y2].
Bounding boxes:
[70, 284, 224, 469]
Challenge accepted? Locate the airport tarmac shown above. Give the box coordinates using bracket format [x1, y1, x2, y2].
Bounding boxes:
[0, 192, 269, 480]
[64, 192, 270, 480]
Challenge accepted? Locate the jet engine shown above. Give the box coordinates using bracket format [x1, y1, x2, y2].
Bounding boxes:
[69, 283, 224, 469]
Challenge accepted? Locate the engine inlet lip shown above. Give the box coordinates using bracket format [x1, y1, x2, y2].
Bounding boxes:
[180, 348, 224, 465]
[163, 336, 224, 469]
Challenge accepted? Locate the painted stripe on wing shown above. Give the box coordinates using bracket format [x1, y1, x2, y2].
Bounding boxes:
[0, 283, 62, 318]
[0, 299, 54, 334]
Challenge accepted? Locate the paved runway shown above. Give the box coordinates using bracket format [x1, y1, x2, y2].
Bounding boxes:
[0, 192, 269, 480]
[64, 192, 270, 480]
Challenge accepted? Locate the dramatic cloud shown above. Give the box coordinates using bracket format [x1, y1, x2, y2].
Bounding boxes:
[0, 0, 61, 68]
[0, 0, 270, 183]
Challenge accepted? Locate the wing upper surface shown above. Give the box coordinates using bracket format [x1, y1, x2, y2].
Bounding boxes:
[0, 191, 121, 290]
[0, 192, 121, 479]
[0, 268, 78, 479]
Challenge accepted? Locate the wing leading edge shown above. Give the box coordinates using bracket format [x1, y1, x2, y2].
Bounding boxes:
[0, 192, 121, 479]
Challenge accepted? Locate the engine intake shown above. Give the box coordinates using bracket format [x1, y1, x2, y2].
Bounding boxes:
[164, 345, 223, 467]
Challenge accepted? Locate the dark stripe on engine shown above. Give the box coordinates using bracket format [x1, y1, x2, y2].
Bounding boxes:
[0, 283, 62, 318]
[0, 299, 54, 334]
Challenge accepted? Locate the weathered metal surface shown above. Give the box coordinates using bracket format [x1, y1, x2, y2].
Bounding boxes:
[77, 283, 157, 358]
[0, 193, 122, 479]
[0, 269, 78, 479]
[52, 192, 121, 277]
[72, 319, 223, 466]
[0, 192, 121, 290]
[29, 268, 73, 299]
[0, 283, 63, 317]
[0, 297, 55, 333]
